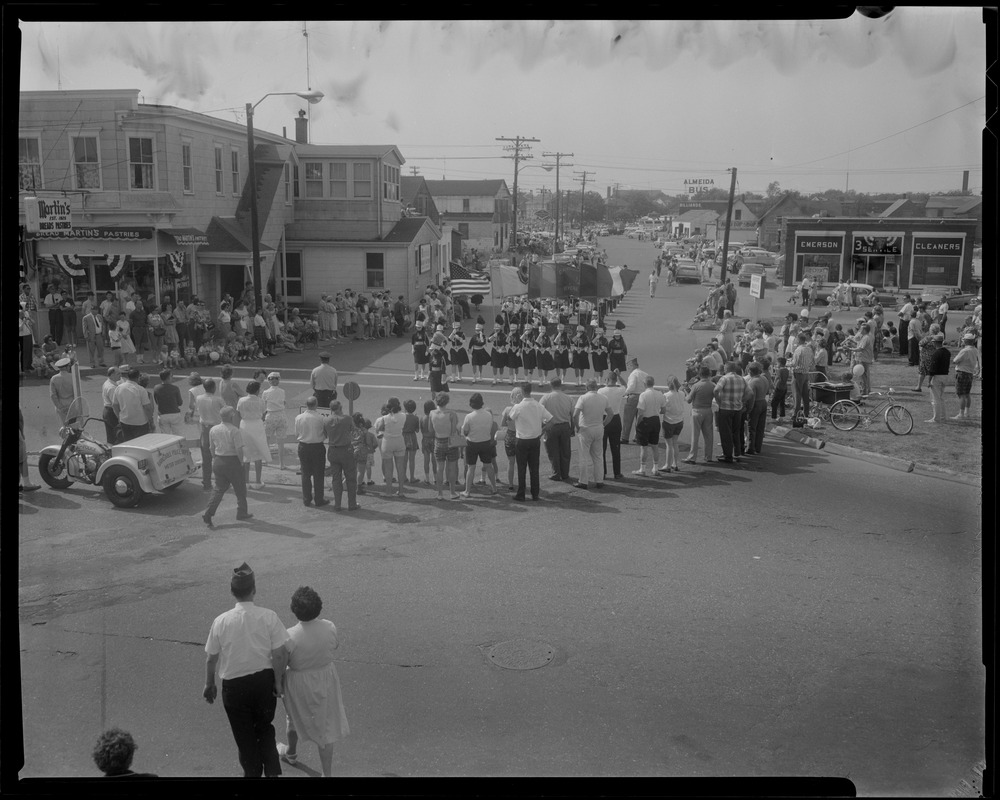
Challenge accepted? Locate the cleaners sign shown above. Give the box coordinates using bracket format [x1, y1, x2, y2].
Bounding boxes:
[684, 178, 715, 194]
[23, 197, 72, 233]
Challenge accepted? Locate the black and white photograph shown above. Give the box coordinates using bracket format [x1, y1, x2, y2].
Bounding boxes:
[12, 10, 988, 794]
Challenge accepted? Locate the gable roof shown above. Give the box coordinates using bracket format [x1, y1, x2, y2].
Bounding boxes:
[424, 179, 510, 198]
[381, 216, 435, 244]
[925, 194, 977, 210]
[293, 144, 404, 163]
[676, 209, 720, 223]
[879, 198, 914, 217]
[202, 216, 272, 254]
[400, 176, 428, 206]
[952, 196, 982, 215]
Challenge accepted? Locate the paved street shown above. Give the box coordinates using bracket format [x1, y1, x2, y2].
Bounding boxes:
[16, 237, 983, 792]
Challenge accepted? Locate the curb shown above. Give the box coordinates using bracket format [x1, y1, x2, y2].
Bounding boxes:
[820, 441, 914, 473]
[784, 429, 825, 450]
[911, 461, 981, 486]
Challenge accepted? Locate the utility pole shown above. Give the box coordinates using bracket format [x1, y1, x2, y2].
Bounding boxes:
[574, 170, 594, 239]
[410, 166, 421, 177]
[719, 167, 738, 284]
[542, 151, 573, 256]
[498, 135, 540, 256]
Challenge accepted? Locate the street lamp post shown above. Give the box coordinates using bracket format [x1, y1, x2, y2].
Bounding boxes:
[246, 90, 323, 313]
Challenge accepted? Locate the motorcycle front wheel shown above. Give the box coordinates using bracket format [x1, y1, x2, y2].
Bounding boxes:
[38, 453, 73, 489]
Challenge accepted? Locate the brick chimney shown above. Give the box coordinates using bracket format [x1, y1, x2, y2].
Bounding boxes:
[295, 110, 308, 144]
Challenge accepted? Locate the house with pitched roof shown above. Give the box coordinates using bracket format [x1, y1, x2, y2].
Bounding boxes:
[424, 179, 512, 254]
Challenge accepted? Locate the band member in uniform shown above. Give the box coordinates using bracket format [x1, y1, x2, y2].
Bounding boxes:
[608, 320, 628, 375]
[428, 340, 450, 395]
[571, 324, 591, 386]
[469, 317, 490, 384]
[448, 321, 468, 383]
[506, 321, 523, 385]
[552, 317, 572, 385]
[520, 322, 538, 381]
[411, 318, 429, 381]
[590, 324, 610, 383]
[535, 322, 554, 384]
[488, 317, 507, 385]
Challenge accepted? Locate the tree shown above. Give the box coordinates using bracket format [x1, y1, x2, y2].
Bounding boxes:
[766, 181, 782, 198]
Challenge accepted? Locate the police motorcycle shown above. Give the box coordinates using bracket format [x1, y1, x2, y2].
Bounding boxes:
[37, 397, 198, 508]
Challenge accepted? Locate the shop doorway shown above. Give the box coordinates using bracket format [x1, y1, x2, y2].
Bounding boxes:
[219, 265, 248, 303]
[852, 256, 897, 288]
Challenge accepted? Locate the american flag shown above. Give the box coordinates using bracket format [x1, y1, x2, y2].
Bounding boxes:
[449, 260, 491, 294]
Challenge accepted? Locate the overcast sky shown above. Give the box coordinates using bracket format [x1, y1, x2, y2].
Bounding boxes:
[18, 12, 986, 198]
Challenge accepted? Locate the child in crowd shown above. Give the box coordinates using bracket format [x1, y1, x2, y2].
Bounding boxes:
[402, 398, 420, 484]
[350, 413, 368, 493]
[31, 344, 51, 377]
[42, 334, 59, 366]
[419, 399, 438, 484]
[158, 344, 171, 368]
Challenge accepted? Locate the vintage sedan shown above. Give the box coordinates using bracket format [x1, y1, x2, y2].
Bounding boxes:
[738, 263, 767, 287]
[920, 287, 980, 309]
[739, 247, 777, 266]
[674, 259, 703, 283]
[814, 282, 898, 307]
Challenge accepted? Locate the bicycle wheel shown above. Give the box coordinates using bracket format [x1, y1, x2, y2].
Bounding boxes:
[829, 400, 862, 431]
[814, 404, 831, 422]
[884, 404, 914, 435]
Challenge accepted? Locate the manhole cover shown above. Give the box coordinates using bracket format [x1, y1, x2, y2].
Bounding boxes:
[486, 638, 555, 670]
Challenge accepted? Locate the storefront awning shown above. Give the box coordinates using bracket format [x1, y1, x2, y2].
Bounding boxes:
[161, 226, 209, 247]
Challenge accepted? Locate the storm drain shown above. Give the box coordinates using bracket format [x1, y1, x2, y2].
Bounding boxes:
[485, 638, 555, 670]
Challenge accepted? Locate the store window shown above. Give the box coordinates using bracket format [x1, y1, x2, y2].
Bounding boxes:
[793, 233, 844, 285]
[231, 149, 240, 195]
[365, 252, 385, 288]
[182, 141, 193, 193]
[293, 164, 300, 198]
[851, 234, 902, 288]
[330, 162, 347, 198]
[128, 137, 155, 190]
[305, 163, 324, 198]
[214, 145, 225, 194]
[72, 136, 102, 190]
[910, 235, 964, 286]
[353, 163, 372, 198]
[278, 251, 303, 302]
[18, 137, 42, 191]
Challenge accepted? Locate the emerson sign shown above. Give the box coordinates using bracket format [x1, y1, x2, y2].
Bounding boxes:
[23, 197, 73, 233]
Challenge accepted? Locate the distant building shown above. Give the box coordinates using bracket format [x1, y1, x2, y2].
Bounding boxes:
[424, 179, 512, 255]
[400, 175, 440, 225]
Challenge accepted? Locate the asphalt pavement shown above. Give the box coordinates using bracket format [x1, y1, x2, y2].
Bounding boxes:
[15, 236, 984, 792]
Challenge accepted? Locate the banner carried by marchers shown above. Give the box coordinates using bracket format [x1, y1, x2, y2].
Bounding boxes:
[492, 263, 529, 297]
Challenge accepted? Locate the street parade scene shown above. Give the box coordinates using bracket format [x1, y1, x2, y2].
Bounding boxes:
[12, 14, 987, 796]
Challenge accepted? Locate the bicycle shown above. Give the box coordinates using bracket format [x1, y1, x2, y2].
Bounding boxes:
[828, 388, 914, 435]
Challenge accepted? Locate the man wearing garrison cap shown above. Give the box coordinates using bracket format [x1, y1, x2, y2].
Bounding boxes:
[204, 562, 290, 778]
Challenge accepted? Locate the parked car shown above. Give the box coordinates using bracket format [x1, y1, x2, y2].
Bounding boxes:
[920, 287, 980, 310]
[739, 247, 776, 266]
[813, 283, 898, 307]
[738, 263, 767, 287]
[674, 259, 702, 283]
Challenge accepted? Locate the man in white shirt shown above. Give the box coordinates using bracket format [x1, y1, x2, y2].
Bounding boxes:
[204, 563, 289, 778]
[573, 379, 612, 489]
[82, 308, 106, 368]
[508, 382, 553, 501]
[617, 357, 650, 445]
[261, 372, 288, 470]
[294, 397, 328, 507]
[310, 352, 338, 408]
[112, 367, 152, 441]
[634, 375, 666, 476]
[101, 366, 122, 442]
[598, 372, 627, 480]
[897, 295, 914, 356]
[799, 276, 812, 307]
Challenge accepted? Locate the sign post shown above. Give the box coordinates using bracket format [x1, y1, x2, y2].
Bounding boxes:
[342, 381, 361, 417]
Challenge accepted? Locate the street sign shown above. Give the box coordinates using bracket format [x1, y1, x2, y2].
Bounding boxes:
[535, 210, 550, 220]
[750, 273, 765, 299]
[342, 381, 361, 416]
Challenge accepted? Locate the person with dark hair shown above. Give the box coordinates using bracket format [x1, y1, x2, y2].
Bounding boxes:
[324, 401, 360, 511]
[112, 367, 152, 441]
[153, 369, 185, 436]
[196, 378, 225, 490]
[375, 397, 407, 497]
[430, 392, 462, 500]
[277, 587, 350, 777]
[295, 397, 328, 507]
[508, 382, 553, 501]
[460, 392, 498, 497]
[598, 372, 625, 479]
[202, 406, 253, 527]
[92, 728, 157, 777]
[684, 366, 715, 464]
[204, 563, 289, 778]
[540, 378, 575, 481]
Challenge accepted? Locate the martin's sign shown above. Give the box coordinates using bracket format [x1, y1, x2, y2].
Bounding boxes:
[26, 226, 153, 241]
[684, 178, 715, 194]
[23, 197, 72, 233]
[912, 237, 964, 256]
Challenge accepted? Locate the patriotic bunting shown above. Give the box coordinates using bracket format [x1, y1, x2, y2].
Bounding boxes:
[106, 254, 132, 278]
[166, 251, 186, 275]
[52, 254, 87, 278]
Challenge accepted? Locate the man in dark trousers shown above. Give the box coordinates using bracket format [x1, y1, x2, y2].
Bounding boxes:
[204, 563, 289, 778]
[539, 378, 575, 480]
[393, 295, 407, 336]
[295, 397, 328, 506]
[324, 400, 360, 511]
[202, 406, 253, 527]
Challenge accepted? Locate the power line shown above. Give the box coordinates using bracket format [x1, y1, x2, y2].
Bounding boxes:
[497, 135, 539, 253]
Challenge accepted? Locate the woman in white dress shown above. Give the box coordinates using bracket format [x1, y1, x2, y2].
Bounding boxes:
[374, 397, 407, 497]
[277, 586, 349, 778]
[236, 380, 271, 489]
